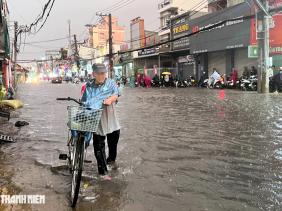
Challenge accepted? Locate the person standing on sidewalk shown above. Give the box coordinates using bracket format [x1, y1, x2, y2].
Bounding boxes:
[81, 64, 121, 180]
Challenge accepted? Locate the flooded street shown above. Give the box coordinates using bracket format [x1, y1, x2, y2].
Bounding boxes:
[0, 83, 282, 211]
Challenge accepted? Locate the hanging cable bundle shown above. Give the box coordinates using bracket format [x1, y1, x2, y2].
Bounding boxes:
[15, 0, 56, 53]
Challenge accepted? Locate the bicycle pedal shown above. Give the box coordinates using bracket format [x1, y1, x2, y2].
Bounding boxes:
[59, 154, 68, 160]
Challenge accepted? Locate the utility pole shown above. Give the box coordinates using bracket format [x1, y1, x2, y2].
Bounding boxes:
[108, 13, 113, 79]
[13, 21, 18, 90]
[51, 56, 54, 72]
[96, 12, 114, 78]
[255, 0, 271, 93]
[68, 20, 72, 57]
[73, 34, 80, 68]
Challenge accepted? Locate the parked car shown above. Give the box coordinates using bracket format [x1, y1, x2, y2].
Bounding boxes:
[51, 76, 63, 84]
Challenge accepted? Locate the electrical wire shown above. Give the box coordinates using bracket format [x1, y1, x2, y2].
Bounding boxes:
[18, 0, 56, 35]
[16, 14, 254, 63]
[22, 0, 210, 58]
[16, 0, 57, 55]
[23, 36, 69, 44]
[105, 0, 138, 13]
[99, 0, 136, 13]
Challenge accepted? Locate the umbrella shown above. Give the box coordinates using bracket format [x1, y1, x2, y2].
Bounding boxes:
[162, 72, 171, 75]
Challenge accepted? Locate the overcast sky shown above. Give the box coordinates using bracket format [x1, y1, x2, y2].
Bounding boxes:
[8, 0, 161, 60]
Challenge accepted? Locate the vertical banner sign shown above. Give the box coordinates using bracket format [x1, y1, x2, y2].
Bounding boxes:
[250, 0, 282, 55]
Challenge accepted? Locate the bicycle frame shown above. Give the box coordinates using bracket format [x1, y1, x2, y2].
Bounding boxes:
[57, 96, 102, 207]
[57, 97, 86, 207]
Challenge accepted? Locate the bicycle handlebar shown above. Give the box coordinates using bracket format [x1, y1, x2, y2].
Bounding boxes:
[56, 97, 82, 105]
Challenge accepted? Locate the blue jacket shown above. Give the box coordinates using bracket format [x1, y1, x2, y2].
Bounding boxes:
[81, 78, 119, 109]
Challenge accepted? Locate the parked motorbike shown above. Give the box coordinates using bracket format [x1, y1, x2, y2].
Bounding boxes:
[72, 77, 80, 84]
[151, 79, 161, 87]
[213, 79, 225, 89]
[187, 76, 197, 87]
[199, 79, 209, 88]
[176, 80, 188, 88]
[240, 75, 257, 91]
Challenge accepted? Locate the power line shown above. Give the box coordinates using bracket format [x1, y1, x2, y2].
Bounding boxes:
[17, 0, 56, 35]
[106, 0, 138, 13]
[99, 0, 136, 13]
[83, 0, 208, 48]
[23, 43, 63, 50]
[80, 0, 132, 40]
[16, 15, 254, 63]
[99, 0, 129, 12]
[23, 36, 69, 44]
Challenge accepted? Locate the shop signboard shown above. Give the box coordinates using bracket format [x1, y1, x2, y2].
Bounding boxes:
[171, 15, 190, 51]
[137, 48, 159, 57]
[178, 55, 195, 65]
[189, 3, 252, 54]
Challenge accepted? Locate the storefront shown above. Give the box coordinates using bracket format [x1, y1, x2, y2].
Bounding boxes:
[118, 52, 133, 78]
[133, 47, 174, 77]
[176, 55, 195, 80]
[188, 2, 258, 77]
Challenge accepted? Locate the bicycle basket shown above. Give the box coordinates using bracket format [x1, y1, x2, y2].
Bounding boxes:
[67, 106, 103, 132]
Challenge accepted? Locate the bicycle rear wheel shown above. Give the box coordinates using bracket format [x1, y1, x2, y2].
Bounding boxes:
[70, 134, 85, 207]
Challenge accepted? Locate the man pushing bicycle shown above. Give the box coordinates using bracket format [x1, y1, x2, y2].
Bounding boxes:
[81, 63, 120, 180]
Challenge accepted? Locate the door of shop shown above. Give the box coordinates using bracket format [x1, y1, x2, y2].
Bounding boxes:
[178, 62, 194, 81]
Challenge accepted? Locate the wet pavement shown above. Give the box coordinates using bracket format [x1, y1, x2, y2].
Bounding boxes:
[0, 82, 282, 211]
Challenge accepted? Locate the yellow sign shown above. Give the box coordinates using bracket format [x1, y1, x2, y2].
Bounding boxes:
[173, 24, 189, 34]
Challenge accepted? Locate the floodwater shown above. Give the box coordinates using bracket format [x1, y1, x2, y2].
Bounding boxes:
[0, 83, 281, 211]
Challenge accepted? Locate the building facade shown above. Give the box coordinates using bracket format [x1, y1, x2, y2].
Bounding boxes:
[130, 17, 164, 77]
[89, 16, 125, 49]
[130, 17, 146, 50]
[169, 0, 282, 81]
[88, 16, 125, 64]
[158, 0, 208, 52]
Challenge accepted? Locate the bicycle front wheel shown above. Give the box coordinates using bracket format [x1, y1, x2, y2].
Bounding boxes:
[70, 134, 85, 207]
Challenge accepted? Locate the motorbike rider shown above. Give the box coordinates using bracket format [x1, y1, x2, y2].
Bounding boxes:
[209, 68, 221, 87]
[250, 66, 258, 76]
[229, 68, 238, 87]
[242, 67, 250, 79]
[81, 64, 121, 180]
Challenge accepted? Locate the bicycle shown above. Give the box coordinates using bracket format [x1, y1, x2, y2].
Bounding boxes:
[56, 97, 103, 207]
